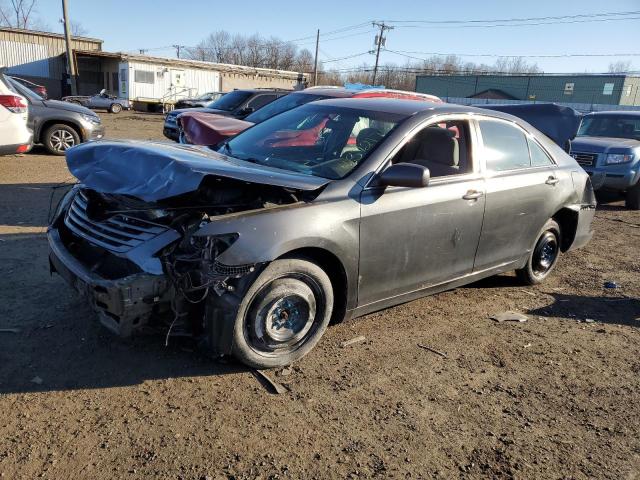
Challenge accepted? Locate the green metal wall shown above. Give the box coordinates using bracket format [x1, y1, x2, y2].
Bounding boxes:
[416, 74, 635, 105]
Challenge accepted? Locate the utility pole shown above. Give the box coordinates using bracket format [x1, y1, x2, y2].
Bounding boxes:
[313, 29, 320, 86]
[372, 21, 393, 86]
[61, 0, 77, 95]
[173, 44, 185, 59]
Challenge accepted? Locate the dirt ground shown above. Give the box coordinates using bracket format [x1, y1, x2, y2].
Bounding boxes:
[0, 112, 639, 480]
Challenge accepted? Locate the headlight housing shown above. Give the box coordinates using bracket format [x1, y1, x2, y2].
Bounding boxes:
[82, 113, 101, 125]
[605, 153, 633, 165]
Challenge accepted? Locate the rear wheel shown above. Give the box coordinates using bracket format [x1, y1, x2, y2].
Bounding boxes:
[43, 124, 80, 155]
[231, 258, 333, 369]
[516, 219, 561, 285]
[625, 182, 640, 210]
[109, 103, 123, 114]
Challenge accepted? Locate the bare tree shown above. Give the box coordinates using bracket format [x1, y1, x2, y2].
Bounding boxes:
[608, 60, 632, 73]
[71, 20, 87, 37]
[0, 0, 37, 29]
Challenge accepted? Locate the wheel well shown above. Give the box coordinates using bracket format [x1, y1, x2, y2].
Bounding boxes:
[552, 208, 578, 252]
[39, 120, 83, 142]
[278, 247, 348, 324]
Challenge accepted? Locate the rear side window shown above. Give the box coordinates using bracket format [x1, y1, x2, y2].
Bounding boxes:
[479, 120, 530, 171]
[528, 138, 554, 167]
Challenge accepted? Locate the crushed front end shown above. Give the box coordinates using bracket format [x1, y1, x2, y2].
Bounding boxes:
[47, 177, 302, 353]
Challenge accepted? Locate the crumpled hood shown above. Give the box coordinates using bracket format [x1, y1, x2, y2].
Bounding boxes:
[571, 136, 640, 153]
[180, 112, 253, 145]
[65, 140, 330, 202]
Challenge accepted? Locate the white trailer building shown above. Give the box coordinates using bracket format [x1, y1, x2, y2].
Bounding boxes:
[74, 50, 307, 110]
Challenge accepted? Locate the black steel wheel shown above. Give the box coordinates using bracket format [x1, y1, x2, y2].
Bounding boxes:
[231, 258, 333, 369]
[517, 219, 561, 285]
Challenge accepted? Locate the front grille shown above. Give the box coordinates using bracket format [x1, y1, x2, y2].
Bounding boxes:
[571, 152, 598, 167]
[64, 190, 169, 253]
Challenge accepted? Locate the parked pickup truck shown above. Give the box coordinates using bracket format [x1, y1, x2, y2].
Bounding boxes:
[570, 111, 640, 209]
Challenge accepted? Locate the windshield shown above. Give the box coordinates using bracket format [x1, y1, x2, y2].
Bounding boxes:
[578, 115, 640, 140]
[206, 90, 252, 111]
[6, 75, 41, 101]
[244, 93, 327, 124]
[220, 103, 406, 180]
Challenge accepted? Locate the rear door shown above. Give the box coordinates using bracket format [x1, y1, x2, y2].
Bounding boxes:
[473, 117, 561, 271]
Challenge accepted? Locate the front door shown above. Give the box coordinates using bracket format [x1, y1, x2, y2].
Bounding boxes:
[358, 118, 486, 307]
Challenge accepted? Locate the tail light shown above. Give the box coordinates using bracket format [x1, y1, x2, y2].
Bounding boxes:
[16, 144, 30, 153]
[0, 95, 28, 113]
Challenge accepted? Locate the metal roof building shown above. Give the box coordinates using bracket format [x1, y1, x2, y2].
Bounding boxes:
[1, 27, 308, 105]
[0, 27, 102, 98]
[416, 74, 640, 107]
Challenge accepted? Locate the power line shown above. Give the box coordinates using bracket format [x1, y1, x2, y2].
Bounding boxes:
[381, 10, 640, 25]
[385, 15, 640, 29]
[384, 49, 640, 59]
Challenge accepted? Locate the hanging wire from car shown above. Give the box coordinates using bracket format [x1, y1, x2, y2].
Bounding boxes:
[46, 176, 77, 224]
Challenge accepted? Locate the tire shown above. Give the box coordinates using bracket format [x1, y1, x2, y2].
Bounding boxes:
[516, 219, 561, 285]
[625, 182, 640, 210]
[109, 103, 123, 114]
[231, 258, 334, 369]
[43, 124, 80, 155]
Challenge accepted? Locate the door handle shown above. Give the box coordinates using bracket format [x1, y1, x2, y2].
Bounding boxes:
[545, 176, 560, 186]
[462, 190, 484, 200]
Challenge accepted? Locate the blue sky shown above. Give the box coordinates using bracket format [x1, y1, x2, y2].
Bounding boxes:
[34, 0, 640, 73]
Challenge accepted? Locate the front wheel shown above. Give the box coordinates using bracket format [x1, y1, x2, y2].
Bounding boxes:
[516, 219, 561, 285]
[231, 258, 334, 369]
[109, 103, 123, 114]
[43, 124, 80, 155]
[625, 182, 640, 210]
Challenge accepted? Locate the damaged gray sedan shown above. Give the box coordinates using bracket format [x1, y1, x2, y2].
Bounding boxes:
[48, 99, 596, 368]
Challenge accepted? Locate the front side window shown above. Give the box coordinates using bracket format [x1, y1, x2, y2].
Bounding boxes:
[221, 104, 406, 180]
[247, 94, 278, 110]
[245, 93, 325, 124]
[479, 120, 530, 171]
[578, 115, 640, 141]
[207, 90, 252, 111]
[392, 120, 473, 178]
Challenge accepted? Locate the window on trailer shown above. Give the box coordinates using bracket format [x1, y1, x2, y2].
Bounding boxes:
[134, 70, 154, 84]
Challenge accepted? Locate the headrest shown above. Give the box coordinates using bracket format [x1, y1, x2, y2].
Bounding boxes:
[417, 127, 459, 167]
[356, 128, 384, 151]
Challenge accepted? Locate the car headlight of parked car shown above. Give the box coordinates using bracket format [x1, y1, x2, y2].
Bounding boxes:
[605, 153, 634, 165]
[82, 113, 101, 125]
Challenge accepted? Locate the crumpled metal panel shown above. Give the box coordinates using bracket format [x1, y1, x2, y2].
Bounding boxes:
[65, 140, 330, 202]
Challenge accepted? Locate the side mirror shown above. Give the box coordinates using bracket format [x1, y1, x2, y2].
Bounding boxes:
[378, 163, 430, 188]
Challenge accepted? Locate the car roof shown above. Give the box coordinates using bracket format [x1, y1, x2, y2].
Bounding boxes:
[232, 88, 292, 94]
[584, 110, 640, 117]
[308, 97, 503, 117]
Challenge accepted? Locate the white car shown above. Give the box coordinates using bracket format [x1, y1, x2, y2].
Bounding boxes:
[0, 73, 32, 155]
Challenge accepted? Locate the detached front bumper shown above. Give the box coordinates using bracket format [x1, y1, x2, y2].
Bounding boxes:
[48, 228, 171, 337]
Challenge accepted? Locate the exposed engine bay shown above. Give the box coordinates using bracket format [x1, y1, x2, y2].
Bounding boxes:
[49, 175, 313, 348]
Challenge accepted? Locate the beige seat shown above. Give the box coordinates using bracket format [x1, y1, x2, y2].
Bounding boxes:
[400, 127, 460, 177]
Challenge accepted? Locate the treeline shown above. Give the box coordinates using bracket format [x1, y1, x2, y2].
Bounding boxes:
[184, 31, 315, 72]
[185, 30, 542, 90]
